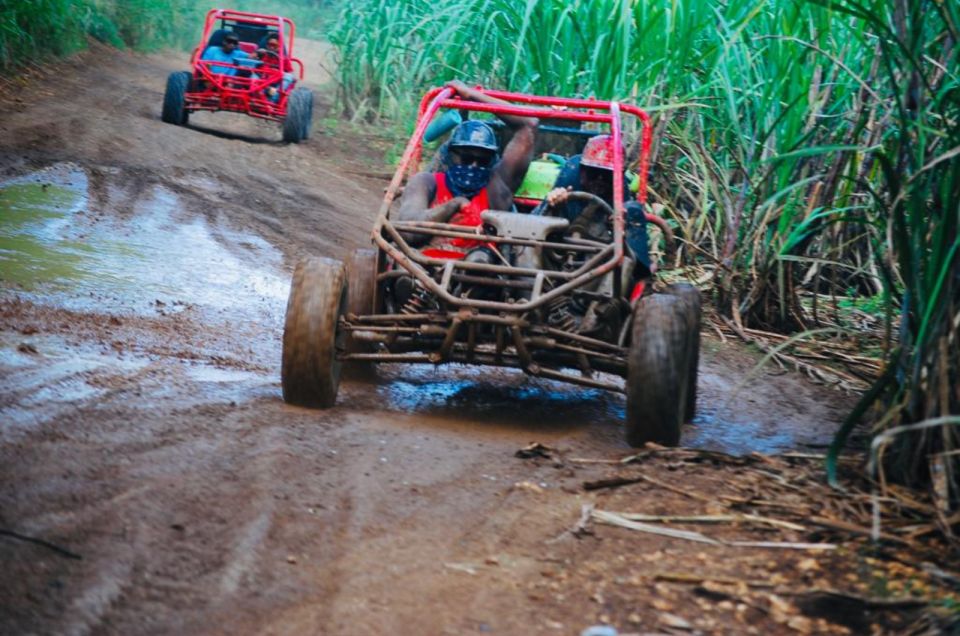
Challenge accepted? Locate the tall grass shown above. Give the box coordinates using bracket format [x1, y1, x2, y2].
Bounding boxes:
[822, 0, 959, 495]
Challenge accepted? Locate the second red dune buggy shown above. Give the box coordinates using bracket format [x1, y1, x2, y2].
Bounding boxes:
[281, 87, 701, 446]
[161, 9, 313, 143]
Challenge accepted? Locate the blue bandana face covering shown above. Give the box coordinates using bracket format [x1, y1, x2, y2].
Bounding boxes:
[446, 165, 491, 198]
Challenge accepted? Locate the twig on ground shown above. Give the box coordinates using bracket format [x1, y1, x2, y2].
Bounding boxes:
[807, 516, 915, 547]
[727, 540, 836, 550]
[592, 510, 721, 544]
[630, 474, 715, 503]
[583, 476, 646, 491]
[615, 512, 807, 532]
[593, 510, 836, 550]
[654, 571, 774, 588]
[788, 588, 928, 610]
[0, 529, 82, 560]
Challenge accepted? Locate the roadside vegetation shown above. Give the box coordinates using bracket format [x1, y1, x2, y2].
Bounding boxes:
[330, 0, 958, 502]
[0, 0, 335, 73]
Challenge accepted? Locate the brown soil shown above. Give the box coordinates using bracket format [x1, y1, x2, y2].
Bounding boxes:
[0, 43, 952, 635]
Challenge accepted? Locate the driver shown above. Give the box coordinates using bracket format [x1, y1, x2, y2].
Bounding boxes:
[200, 31, 260, 77]
[396, 80, 538, 259]
[544, 134, 651, 280]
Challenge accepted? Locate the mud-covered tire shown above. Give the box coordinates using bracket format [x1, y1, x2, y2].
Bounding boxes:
[161, 71, 191, 125]
[625, 294, 692, 447]
[343, 248, 378, 379]
[664, 282, 701, 421]
[282, 87, 313, 143]
[282, 257, 346, 407]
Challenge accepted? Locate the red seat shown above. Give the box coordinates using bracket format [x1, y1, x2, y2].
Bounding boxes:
[239, 42, 256, 55]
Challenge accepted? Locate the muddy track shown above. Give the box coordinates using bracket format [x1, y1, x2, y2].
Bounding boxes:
[0, 44, 856, 635]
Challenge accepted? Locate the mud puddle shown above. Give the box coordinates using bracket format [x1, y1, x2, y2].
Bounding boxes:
[360, 362, 838, 454]
[0, 162, 287, 321]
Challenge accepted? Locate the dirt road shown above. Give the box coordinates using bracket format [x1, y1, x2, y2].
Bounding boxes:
[0, 45, 876, 635]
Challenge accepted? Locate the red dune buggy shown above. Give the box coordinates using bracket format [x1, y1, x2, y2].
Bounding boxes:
[281, 87, 701, 446]
[161, 9, 313, 143]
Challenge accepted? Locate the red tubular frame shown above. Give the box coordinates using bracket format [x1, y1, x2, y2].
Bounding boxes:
[184, 9, 306, 123]
[402, 87, 673, 270]
[368, 86, 665, 312]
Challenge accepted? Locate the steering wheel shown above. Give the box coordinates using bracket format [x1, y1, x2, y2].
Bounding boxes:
[532, 190, 614, 221]
[533, 191, 616, 271]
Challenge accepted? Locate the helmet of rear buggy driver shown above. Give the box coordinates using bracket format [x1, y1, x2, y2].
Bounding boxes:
[449, 120, 499, 152]
[581, 134, 618, 170]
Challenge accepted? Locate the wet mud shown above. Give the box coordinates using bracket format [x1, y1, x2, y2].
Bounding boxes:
[0, 43, 855, 635]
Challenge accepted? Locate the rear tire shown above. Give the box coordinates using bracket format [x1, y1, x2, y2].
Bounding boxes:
[343, 248, 379, 380]
[161, 71, 191, 125]
[625, 294, 692, 447]
[282, 257, 346, 407]
[282, 87, 313, 143]
[664, 283, 701, 421]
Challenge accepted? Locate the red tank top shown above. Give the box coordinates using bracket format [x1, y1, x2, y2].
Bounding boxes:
[421, 172, 490, 259]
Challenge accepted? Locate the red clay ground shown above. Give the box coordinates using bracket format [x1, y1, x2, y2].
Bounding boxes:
[0, 43, 956, 635]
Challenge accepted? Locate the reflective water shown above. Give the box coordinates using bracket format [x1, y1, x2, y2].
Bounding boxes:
[373, 364, 819, 454]
[0, 163, 287, 318]
[0, 163, 91, 288]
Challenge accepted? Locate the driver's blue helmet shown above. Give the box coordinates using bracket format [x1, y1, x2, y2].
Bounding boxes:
[449, 120, 498, 152]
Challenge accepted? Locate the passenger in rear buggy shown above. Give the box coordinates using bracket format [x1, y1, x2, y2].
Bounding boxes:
[255, 33, 295, 102]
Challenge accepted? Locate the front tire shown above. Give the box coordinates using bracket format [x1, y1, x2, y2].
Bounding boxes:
[343, 248, 378, 379]
[664, 282, 701, 421]
[282, 257, 346, 407]
[625, 294, 692, 447]
[282, 87, 313, 143]
[161, 71, 191, 125]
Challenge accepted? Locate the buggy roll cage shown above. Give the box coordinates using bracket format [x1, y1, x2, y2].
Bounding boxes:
[186, 9, 305, 120]
[370, 87, 659, 313]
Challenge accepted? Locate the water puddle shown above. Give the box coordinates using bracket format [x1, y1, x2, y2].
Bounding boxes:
[373, 364, 827, 454]
[0, 163, 287, 320]
[684, 408, 798, 455]
[375, 364, 621, 427]
[0, 163, 91, 288]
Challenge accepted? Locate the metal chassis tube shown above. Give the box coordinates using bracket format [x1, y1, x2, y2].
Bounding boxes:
[348, 87, 656, 389]
[370, 87, 650, 314]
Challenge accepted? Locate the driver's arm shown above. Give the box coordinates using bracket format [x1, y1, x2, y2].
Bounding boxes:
[446, 80, 538, 195]
[396, 172, 468, 245]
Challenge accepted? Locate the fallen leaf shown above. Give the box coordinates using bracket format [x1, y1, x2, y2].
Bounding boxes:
[659, 612, 693, 630]
[787, 615, 813, 633]
[512, 481, 544, 494]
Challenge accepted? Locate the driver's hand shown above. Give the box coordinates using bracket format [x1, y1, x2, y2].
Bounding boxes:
[433, 197, 470, 222]
[546, 186, 571, 208]
[256, 48, 267, 58]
